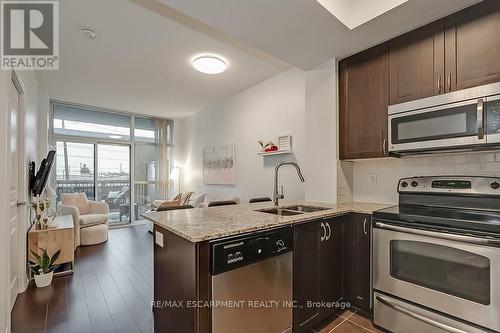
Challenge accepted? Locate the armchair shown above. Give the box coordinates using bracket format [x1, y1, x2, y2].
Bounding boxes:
[59, 193, 109, 246]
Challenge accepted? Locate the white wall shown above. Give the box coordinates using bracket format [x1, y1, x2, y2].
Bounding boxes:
[304, 60, 337, 202]
[351, 152, 500, 204]
[174, 68, 307, 203]
[0, 69, 39, 333]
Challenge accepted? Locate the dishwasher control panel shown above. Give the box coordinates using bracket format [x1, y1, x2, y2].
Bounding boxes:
[210, 227, 293, 275]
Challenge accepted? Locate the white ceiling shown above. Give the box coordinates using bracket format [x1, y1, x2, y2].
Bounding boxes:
[36, 0, 289, 118]
[37, 0, 481, 118]
[159, 0, 481, 69]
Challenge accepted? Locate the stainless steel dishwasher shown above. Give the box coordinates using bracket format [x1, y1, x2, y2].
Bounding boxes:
[210, 226, 293, 333]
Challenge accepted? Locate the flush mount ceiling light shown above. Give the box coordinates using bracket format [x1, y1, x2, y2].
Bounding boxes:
[108, 135, 122, 139]
[192, 55, 228, 74]
[81, 27, 96, 40]
[316, 0, 408, 30]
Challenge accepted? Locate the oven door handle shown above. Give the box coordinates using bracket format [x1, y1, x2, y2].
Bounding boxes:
[376, 295, 468, 333]
[374, 222, 500, 247]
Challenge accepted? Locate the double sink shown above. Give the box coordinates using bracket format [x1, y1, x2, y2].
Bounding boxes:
[257, 205, 330, 216]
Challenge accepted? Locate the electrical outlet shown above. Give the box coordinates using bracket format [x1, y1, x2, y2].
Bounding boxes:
[368, 173, 377, 185]
[155, 231, 164, 247]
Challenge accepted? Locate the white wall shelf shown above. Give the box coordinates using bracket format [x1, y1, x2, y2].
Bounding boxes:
[257, 149, 293, 156]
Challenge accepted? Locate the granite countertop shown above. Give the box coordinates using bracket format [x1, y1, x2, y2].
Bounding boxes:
[142, 200, 393, 243]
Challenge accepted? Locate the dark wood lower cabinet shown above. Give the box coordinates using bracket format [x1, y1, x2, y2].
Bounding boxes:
[293, 216, 348, 332]
[293, 213, 372, 331]
[343, 214, 372, 312]
[153, 214, 372, 333]
[153, 225, 210, 333]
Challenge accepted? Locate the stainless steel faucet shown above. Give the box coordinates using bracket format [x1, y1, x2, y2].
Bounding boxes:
[273, 161, 305, 206]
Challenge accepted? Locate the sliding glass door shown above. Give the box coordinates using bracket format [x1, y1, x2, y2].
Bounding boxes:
[55, 142, 96, 200]
[51, 103, 174, 226]
[97, 144, 131, 224]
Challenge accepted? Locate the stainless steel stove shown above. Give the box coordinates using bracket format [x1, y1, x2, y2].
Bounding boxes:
[373, 176, 500, 333]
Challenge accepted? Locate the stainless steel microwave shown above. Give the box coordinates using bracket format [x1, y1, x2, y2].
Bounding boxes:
[388, 82, 500, 154]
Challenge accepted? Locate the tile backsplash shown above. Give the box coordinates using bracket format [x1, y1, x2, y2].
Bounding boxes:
[340, 151, 500, 204]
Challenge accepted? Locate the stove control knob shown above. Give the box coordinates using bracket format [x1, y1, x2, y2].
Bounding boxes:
[491, 182, 500, 190]
[276, 239, 286, 251]
[401, 181, 408, 188]
[411, 181, 418, 187]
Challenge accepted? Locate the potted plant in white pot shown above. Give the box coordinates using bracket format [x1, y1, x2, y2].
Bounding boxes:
[29, 248, 61, 288]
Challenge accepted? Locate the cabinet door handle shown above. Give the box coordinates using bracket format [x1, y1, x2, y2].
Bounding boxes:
[320, 223, 326, 242]
[477, 98, 484, 140]
[437, 75, 442, 94]
[382, 138, 387, 155]
[325, 222, 331, 241]
[363, 218, 368, 235]
[447, 73, 452, 92]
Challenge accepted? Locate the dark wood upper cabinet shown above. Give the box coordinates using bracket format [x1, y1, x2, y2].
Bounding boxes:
[445, 0, 500, 92]
[339, 44, 389, 160]
[389, 20, 445, 105]
[339, 1, 500, 160]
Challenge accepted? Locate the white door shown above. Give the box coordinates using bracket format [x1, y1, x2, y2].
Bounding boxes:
[8, 79, 20, 310]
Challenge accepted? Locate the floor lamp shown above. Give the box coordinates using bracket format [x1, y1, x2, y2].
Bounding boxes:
[170, 167, 181, 196]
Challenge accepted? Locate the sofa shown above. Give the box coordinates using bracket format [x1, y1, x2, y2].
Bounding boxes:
[59, 193, 109, 246]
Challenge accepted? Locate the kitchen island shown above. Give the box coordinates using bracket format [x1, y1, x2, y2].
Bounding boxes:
[144, 200, 391, 333]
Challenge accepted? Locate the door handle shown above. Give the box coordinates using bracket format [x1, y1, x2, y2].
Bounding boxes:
[16, 201, 26, 207]
[320, 223, 326, 242]
[447, 73, 452, 92]
[325, 222, 331, 241]
[477, 98, 484, 140]
[437, 75, 442, 94]
[376, 295, 467, 333]
[374, 221, 500, 247]
[382, 138, 387, 155]
[363, 218, 368, 235]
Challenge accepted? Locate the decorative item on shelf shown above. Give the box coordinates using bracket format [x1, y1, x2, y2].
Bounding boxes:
[257, 136, 293, 156]
[278, 135, 292, 151]
[43, 186, 57, 218]
[33, 194, 52, 229]
[29, 248, 61, 288]
[258, 140, 278, 152]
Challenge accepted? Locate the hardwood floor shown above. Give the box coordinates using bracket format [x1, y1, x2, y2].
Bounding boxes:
[12, 224, 382, 333]
[11, 224, 153, 333]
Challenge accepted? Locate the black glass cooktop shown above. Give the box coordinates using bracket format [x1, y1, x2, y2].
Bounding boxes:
[374, 205, 500, 235]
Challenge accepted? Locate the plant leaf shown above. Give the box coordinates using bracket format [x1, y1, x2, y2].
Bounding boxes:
[29, 250, 41, 263]
[49, 249, 61, 266]
[41, 250, 50, 273]
[29, 265, 39, 275]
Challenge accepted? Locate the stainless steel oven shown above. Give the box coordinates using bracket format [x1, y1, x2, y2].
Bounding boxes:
[373, 176, 500, 333]
[373, 222, 500, 332]
[389, 82, 500, 154]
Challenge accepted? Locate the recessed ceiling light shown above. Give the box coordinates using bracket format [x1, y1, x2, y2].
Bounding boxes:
[108, 135, 122, 139]
[82, 27, 96, 40]
[192, 55, 228, 74]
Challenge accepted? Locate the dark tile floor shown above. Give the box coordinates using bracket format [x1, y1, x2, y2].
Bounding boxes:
[314, 309, 384, 333]
[12, 224, 383, 333]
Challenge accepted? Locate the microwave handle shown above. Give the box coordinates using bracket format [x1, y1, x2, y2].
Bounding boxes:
[477, 98, 484, 140]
